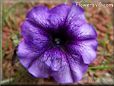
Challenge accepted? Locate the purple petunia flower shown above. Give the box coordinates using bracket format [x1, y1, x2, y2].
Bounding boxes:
[17, 3, 97, 84]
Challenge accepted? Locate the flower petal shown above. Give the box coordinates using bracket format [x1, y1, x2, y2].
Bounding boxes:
[76, 24, 97, 40]
[40, 48, 67, 71]
[26, 5, 50, 28]
[67, 54, 88, 82]
[28, 59, 49, 78]
[17, 41, 40, 68]
[21, 20, 49, 51]
[68, 23, 97, 40]
[67, 40, 98, 64]
[51, 63, 73, 84]
[49, 4, 70, 29]
[17, 41, 50, 78]
[40, 48, 75, 83]
[66, 3, 86, 25]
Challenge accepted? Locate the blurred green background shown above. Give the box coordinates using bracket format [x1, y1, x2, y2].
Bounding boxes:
[1, 0, 114, 85]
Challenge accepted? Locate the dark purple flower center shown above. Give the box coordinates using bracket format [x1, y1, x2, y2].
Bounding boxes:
[48, 26, 73, 47]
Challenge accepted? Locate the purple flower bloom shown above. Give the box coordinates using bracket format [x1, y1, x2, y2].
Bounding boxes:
[17, 3, 97, 84]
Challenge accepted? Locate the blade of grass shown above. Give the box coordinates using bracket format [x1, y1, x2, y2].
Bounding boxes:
[3, 1, 25, 27]
[0, 78, 13, 85]
[89, 65, 113, 70]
